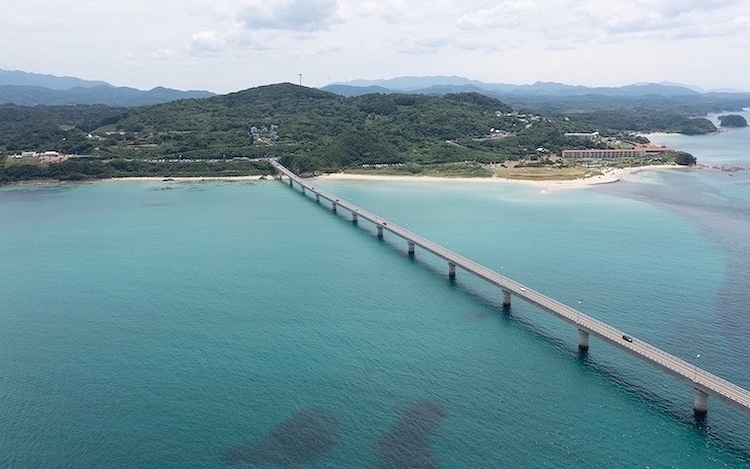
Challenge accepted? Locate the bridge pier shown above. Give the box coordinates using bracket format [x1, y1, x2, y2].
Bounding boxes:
[502, 290, 511, 308]
[267, 160, 750, 420]
[448, 262, 456, 279]
[352, 212, 358, 224]
[578, 329, 590, 351]
[694, 389, 709, 415]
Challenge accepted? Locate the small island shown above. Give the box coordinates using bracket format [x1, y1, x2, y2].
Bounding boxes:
[718, 114, 748, 127]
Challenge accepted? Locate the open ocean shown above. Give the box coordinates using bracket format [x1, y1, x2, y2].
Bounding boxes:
[2, 111, 750, 468]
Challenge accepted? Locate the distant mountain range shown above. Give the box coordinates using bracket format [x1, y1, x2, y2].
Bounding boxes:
[322, 76, 745, 98]
[0, 69, 214, 106]
[2, 69, 747, 107]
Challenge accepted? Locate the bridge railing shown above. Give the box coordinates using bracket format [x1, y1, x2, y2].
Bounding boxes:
[272, 161, 750, 408]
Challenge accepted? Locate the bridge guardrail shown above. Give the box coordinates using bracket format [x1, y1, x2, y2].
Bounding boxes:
[271, 160, 750, 410]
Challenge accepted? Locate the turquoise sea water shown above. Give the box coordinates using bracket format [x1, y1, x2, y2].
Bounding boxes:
[2, 124, 750, 467]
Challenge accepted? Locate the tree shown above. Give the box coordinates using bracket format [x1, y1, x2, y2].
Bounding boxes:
[676, 118, 716, 135]
[319, 128, 400, 168]
[673, 151, 696, 166]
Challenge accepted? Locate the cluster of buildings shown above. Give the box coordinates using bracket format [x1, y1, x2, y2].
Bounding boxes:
[87, 133, 107, 142]
[14, 151, 61, 157]
[495, 111, 545, 130]
[250, 125, 279, 143]
[9, 151, 69, 164]
[564, 132, 599, 139]
[561, 131, 674, 160]
[561, 145, 673, 160]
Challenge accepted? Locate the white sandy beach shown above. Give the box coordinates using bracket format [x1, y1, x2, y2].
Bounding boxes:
[10, 166, 690, 188]
[314, 165, 690, 189]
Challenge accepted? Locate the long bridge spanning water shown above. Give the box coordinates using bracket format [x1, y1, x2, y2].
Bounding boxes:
[269, 160, 750, 417]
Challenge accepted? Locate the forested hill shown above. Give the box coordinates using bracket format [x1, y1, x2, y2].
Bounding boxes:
[1, 84, 520, 171]
[0, 83, 717, 180]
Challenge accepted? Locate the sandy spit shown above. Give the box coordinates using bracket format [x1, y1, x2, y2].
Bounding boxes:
[314, 165, 690, 190]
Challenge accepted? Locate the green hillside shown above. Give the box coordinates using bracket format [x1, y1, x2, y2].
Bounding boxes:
[0, 83, 712, 183]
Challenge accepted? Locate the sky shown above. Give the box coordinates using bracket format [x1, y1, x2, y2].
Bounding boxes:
[2, 0, 749, 94]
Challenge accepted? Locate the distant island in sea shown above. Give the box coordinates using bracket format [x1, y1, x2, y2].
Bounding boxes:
[718, 114, 748, 128]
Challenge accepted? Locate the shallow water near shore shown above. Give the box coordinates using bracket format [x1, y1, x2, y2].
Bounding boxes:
[2, 127, 750, 467]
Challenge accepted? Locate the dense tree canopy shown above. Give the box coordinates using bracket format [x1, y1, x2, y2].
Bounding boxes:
[561, 109, 716, 134]
[0, 83, 716, 182]
[718, 114, 748, 127]
[673, 151, 697, 165]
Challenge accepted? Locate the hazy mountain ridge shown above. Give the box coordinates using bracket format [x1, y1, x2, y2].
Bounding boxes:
[341, 76, 487, 91]
[3, 69, 743, 106]
[0, 69, 214, 106]
[0, 69, 111, 90]
[324, 77, 706, 97]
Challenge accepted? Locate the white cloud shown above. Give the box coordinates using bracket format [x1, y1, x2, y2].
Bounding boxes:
[456, 1, 540, 30]
[189, 30, 227, 55]
[148, 49, 177, 60]
[234, 29, 282, 51]
[343, 0, 413, 23]
[574, 0, 744, 39]
[315, 42, 344, 55]
[2, 0, 750, 93]
[235, 0, 340, 31]
[395, 36, 452, 55]
[122, 51, 141, 68]
[393, 34, 502, 55]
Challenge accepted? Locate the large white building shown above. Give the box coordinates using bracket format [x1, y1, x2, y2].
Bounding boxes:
[562, 145, 673, 160]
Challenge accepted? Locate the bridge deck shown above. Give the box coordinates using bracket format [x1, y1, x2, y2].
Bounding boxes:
[270, 160, 750, 414]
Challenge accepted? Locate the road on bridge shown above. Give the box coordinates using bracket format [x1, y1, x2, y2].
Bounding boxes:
[270, 159, 750, 415]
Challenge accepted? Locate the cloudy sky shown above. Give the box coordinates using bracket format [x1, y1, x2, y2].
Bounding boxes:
[2, 0, 749, 93]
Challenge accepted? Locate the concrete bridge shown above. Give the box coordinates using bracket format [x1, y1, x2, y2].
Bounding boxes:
[270, 160, 750, 417]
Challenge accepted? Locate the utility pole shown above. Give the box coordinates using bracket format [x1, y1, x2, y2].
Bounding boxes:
[298, 74, 302, 86]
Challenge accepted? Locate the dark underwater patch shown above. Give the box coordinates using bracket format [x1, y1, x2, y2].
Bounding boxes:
[593, 172, 750, 362]
[223, 408, 341, 467]
[374, 399, 446, 469]
[0, 186, 69, 201]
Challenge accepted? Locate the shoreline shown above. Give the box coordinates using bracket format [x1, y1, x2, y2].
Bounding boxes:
[0, 175, 266, 188]
[105, 175, 265, 183]
[1, 166, 695, 189]
[313, 165, 691, 189]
